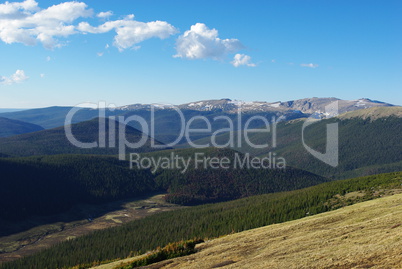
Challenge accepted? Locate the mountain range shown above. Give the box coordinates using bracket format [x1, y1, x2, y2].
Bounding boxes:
[0, 97, 397, 144]
[0, 97, 395, 128]
[118, 97, 393, 115]
[0, 105, 400, 180]
[0, 97, 400, 268]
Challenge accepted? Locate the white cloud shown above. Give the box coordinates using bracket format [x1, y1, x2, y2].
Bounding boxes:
[78, 18, 178, 51]
[0, 0, 92, 49]
[300, 63, 319, 68]
[40, 73, 45, 78]
[0, 1, 178, 51]
[174, 23, 244, 60]
[97, 11, 113, 19]
[97, 52, 103, 57]
[46, 56, 51, 61]
[0, 1, 255, 64]
[0, 0, 39, 18]
[0, 70, 28, 85]
[231, 54, 256, 67]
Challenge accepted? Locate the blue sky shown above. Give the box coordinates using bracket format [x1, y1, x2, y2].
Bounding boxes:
[0, 0, 401, 108]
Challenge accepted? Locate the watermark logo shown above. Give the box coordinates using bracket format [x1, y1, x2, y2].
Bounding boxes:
[301, 101, 339, 167]
[64, 100, 339, 171]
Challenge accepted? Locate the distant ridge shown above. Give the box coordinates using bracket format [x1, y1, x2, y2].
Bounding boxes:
[0, 97, 395, 130]
[0, 117, 44, 137]
[0, 109, 26, 113]
[118, 97, 395, 117]
[0, 117, 166, 157]
[337, 106, 402, 120]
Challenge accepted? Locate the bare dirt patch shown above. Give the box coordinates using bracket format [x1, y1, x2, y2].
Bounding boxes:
[0, 194, 184, 263]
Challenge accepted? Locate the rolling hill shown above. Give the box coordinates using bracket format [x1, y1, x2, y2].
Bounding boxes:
[0, 117, 43, 137]
[0, 106, 103, 129]
[337, 106, 402, 120]
[0, 117, 165, 157]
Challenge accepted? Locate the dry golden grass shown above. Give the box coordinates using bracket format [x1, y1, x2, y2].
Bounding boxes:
[95, 193, 402, 269]
[337, 106, 402, 121]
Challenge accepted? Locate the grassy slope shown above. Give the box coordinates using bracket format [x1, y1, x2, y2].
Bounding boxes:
[134, 192, 402, 269]
[337, 106, 402, 120]
[1, 171, 400, 269]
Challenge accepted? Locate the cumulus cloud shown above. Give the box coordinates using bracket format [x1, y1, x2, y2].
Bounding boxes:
[0, 0, 177, 50]
[97, 11, 112, 19]
[0, 1, 255, 65]
[78, 17, 178, 51]
[0, 0, 92, 49]
[174, 23, 244, 60]
[231, 54, 256, 67]
[300, 63, 319, 68]
[0, 70, 28, 85]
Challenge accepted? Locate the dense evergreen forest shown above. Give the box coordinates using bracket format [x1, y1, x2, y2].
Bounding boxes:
[0, 155, 156, 220]
[0, 118, 165, 157]
[191, 116, 402, 179]
[148, 148, 326, 205]
[1, 171, 400, 269]
[0, 148, 326, 220]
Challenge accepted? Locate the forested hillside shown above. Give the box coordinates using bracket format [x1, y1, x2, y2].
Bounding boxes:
[148, 148, 326, 205]
[0, 155, 156, 220]
[0, 118, 165, 157]
[0, 117, 43, 137]
[1, 171, 400, 269]
[190, 115, 402, 179]
[0, 148, 326, 220]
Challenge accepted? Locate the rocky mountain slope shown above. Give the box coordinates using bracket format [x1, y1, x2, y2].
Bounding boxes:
[118, 97, 394, 116]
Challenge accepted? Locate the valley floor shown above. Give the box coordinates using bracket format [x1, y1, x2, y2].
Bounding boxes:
[98, 193, 402, 269]
[0, 194, 184, 263]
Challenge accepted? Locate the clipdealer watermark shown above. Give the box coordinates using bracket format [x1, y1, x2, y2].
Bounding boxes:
[64, 101, 339, 171]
